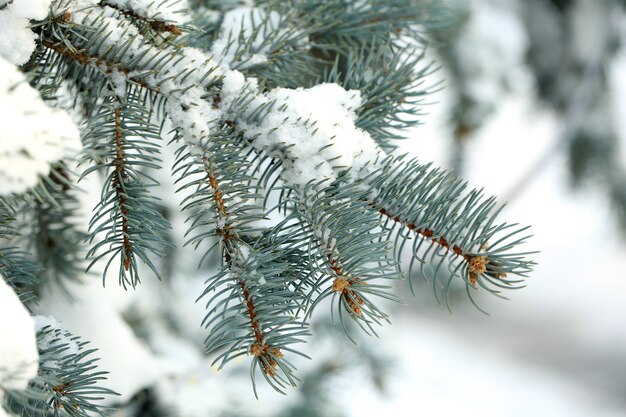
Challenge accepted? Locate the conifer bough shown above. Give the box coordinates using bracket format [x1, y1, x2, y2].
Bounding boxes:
[0, 0, 535, 402]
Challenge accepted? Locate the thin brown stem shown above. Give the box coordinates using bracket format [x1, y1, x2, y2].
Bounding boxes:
[100, 1, 182, 35]
[327, 254, 364, 315]
[204, 162, 282, 377]
[40, 40, 160, 94]
[111, 98, 132, 271]
[377, 207, 468, 259]
[377, 206, 504, 286]
[51, 383, 70, 409]
[239, 280, 283, 377]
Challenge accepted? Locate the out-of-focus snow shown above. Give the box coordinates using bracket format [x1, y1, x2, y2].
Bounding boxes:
[454, 0, 528, 124]
[0, 57, 81, 195]
[35, 279, 177, 403]
[571, 0, 615, 64]
[0, 277, 38, 405]
[610, 52, 626, 168]
[345, 315, 625, 417]
[369, 33, 626, 415]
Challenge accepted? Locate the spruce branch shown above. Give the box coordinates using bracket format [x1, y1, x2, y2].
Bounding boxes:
[112, 97, 133, 271]
[0, 205, 40, 303]
[174, 130, 307, 395]
[3, 323, 117, 417]
[0, 164, 84, 303]
[30, 167, 86, 298]
[12, 0, 537, 397]
[325, 43, 440, 150]
[290, 182, 400, 338]
[0, 247, 40, 304]
[82, 87, 171, 288]
[366, 155, 535, 310]
[39, 39, 162, 96]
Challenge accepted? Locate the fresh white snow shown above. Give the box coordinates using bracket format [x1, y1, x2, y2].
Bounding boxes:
[52, 1, 381, 188]
[230, 82, 384, 185]
[0, 56, 81, 195]
[34, 315, 81, 371]
[0, 277, 38, 404]
[0, 0, 51, 65]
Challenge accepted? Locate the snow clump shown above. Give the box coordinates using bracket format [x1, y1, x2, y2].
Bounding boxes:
[0, 0, 52, 65]
[0, 57, 81, 195]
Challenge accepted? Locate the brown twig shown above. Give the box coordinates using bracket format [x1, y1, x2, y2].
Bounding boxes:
[327, 255, 364, 315]
[111, 98, 133, 271]
[378, 207, 467, 258]
[40, 40, 160, 94]
[204, 162, 282, 377]
[377, 206, 504, 286]
[240, 281, 283, 377]
[100, 0, 182, 36]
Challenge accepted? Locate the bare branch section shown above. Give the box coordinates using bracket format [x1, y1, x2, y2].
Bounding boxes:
[111, 97, 133, 271]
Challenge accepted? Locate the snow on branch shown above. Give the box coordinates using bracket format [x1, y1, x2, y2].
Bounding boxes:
[0, 57, 80, 196]
[0, 0, 536, 396]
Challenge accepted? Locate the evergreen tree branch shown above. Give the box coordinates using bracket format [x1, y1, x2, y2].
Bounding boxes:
[0, 163, 85, 303]
[83, 87, 171, 288]
[3, 322, 118, 417]
[11, 0, 536, 397]
[366, 155, 535, 310]
[174, 130, 308, 395]
[0, 205, 40, 303]
[324, 43, 440, 150]
[290, 182, 400, 339]
[112, 96, 133, 271]
[30, 167, 86, 298]
[39, 39, 162, 95]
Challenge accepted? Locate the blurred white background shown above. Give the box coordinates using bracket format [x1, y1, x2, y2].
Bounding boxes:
[342, 7, 626, 415]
